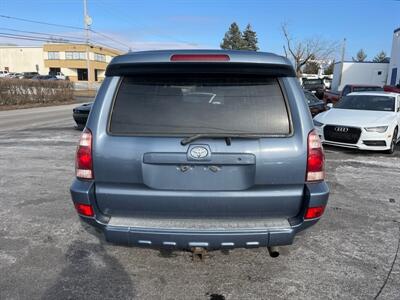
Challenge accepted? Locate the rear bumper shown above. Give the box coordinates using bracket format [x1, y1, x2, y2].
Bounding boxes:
[105, 223, 297, 250]
[322, 140, 389, 151]
[70, 180, 329, 250]
[81, 216, 314, 250]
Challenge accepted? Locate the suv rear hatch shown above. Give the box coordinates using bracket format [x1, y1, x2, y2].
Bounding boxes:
[92, 62, 308, 220]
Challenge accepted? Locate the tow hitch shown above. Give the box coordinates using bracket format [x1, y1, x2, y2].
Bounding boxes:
[191, 247, 208, 261]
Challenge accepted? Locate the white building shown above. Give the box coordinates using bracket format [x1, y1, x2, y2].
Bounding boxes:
[387, 27, 400, 86]
[0, 46, 46, 73]
[331, 61, 389, 91]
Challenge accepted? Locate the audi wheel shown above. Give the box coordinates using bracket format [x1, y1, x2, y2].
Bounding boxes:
[385, 128, 398, 154]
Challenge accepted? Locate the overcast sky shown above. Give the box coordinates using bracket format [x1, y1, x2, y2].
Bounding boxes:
[0, 0, 399, 60]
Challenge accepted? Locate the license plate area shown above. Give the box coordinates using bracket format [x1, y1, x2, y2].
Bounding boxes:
[142, 152, 255, 191]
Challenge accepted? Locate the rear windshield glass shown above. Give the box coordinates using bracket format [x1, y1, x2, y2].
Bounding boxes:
[109, 75, 290, 136]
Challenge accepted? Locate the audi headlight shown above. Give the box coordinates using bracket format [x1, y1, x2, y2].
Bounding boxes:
[313, 120, 324, 127]
[364, 126, 388, 133]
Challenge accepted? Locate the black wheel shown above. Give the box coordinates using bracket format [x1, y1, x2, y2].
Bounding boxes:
[385, 128, 398, 154]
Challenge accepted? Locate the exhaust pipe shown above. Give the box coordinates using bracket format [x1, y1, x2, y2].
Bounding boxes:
[267, 246, 280, 258]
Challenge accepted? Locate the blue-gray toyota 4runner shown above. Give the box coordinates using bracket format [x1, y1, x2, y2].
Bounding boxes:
[70, 50, 329, 255]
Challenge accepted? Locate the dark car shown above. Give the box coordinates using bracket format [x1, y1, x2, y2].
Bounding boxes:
[21, 72, 39, 79]
[304, 90, 326, 116]
[70, 50, 329, 255]
[73, 102, 92, 129]
[31, 75, 58, 80]
[302, 78, 325, 99]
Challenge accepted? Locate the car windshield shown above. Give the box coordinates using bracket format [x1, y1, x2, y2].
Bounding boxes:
[352, 86, 383, 92]
[303, 79, 323, 85]
[335, 95, 395, 112]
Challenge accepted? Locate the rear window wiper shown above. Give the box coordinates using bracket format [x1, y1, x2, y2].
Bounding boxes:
[180, 134, 259, 146]
[181, 134, 217, 145]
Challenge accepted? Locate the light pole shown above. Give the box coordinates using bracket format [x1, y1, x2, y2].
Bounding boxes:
[338, 38, 346, 89]
[83, 0, 92, 88]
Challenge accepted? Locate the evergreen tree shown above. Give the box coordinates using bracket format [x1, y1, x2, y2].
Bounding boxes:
[220, 22, 244, 50]
[352, 49, 367, 62]
[373, 50, 388, 63]
[242, 24, 259, 51]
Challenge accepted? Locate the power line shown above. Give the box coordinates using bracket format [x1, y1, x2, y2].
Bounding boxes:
[0, 14, 131, 51]
[0, 14, 84, 30]
[0, 32, 85, 43]
[90, 30, 131, 50]
[0, 32, 124, 52]
[0, 33, 83, 43]
[0, 27, 87, 42]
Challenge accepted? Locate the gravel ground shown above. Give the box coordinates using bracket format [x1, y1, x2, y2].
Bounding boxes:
[0, 107, 399, 300]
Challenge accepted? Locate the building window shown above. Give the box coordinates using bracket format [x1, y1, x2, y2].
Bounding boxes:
[48, 51, 59, 60]
[49, 67, 61, 76]
[77, 68, 88, 81]
[66, 51, 86, 60]
[94, 53, 106, 62]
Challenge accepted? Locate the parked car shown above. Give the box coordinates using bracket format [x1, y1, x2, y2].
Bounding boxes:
[314, 92, 400, 154]
[323, 84, 383, 104]
[322, 77, 332, 90]
[0, 70, 9, 78]
[384, 84, 400, 94]
[56, 72, 66, 80]
[32, 74, 58, 80]
[70, 50, 329, 254]
[302, 78, 325, 99]
[49, 71, 67, 80]
[7, 72, 17, 78]
[304, 90, 326, 116]
[21, 72, 39, 79]
[7, 72, 23, 79]
[73, 102, 92, 129]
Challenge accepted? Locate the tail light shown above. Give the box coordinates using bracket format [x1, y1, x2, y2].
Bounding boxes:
[74, 203, 94, 217]
[306, 130, 325, 182]
[305, 206, 325, 219]
[75, 128, 93, 179]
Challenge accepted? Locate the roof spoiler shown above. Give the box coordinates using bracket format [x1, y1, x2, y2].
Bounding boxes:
[105, 62, 296, 77]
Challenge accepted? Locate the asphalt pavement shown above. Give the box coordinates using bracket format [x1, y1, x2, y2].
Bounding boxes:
[0, 104, 77, 132]
[0, 104, 399, 299]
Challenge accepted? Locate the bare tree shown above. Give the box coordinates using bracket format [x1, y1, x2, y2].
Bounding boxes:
[281, 24, 338, 77]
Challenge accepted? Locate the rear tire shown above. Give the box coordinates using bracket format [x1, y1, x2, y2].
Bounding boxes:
[385, 128, 398, 154]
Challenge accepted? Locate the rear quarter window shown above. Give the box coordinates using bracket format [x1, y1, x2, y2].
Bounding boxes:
[109, 74, 291, 136]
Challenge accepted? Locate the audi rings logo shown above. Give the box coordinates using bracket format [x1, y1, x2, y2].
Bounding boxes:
[334, 127, 349, 133]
